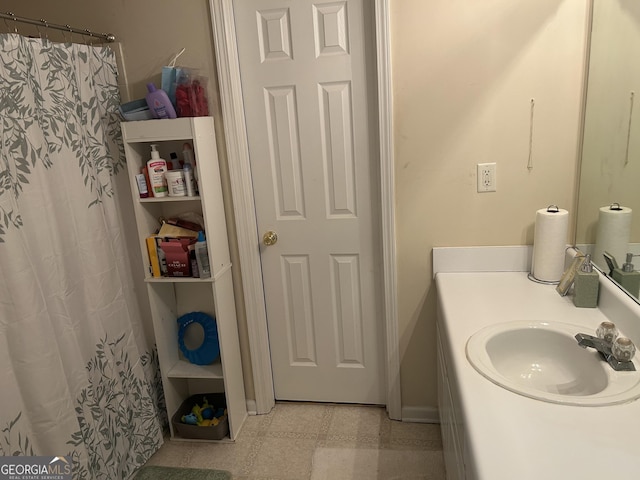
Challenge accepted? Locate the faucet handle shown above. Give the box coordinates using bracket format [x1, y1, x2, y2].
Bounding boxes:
[596, 321, 619, 344]
[612, 337, 636, 363]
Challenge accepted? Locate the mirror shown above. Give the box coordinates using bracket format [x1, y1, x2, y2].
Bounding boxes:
[576, 0, 640, 301]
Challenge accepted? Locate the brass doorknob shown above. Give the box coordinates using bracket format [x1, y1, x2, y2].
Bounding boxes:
[263, 230, 278, 246]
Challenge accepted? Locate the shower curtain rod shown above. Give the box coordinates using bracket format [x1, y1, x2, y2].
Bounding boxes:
[1, 12, 115, 42]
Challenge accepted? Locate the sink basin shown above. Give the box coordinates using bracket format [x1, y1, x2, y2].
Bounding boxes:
[466, 321, 640, 406]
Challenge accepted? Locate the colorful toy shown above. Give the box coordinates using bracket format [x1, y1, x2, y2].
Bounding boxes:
[181, 413, 198, 425]
[201, 406, 214, 420]
[180, 396, 227, 427]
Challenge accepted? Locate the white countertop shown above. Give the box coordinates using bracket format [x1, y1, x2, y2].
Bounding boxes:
[436, 271, 640, 480]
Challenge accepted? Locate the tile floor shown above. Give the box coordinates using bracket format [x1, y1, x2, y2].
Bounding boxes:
[144, 402, 446, 480]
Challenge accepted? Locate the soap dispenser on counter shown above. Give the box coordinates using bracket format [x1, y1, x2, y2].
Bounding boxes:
[573, 254, 599, 308]
[612, 253, 640, 298]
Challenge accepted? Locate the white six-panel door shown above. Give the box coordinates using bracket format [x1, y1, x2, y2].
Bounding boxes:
[233, 0, 383, 403]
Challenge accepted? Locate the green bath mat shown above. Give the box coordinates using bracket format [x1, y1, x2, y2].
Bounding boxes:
[133, 465, 232, 479]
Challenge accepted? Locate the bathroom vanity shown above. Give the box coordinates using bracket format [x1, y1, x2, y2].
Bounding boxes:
[435, 247, 640, 480]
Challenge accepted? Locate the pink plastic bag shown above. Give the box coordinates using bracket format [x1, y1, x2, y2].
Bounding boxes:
[175, 71, 209, 117]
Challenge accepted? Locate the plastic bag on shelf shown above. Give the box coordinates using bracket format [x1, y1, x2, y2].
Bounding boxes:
[175, 70, 210, 117]
[161, 48, 186, 107]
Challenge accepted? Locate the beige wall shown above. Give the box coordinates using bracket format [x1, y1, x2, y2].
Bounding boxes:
[0, 1, 217, 100]
[391, 1, 588, 409]
[2, 0, 589, 414]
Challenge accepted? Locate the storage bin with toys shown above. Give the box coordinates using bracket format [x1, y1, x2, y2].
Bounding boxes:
[171, 393, 228, 440]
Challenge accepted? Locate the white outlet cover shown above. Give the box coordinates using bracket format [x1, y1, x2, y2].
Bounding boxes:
[477, 163, 496, 192]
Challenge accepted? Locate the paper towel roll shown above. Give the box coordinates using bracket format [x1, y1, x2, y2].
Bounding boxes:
[531, 206, 569, 283]
[593, 204, 632, 270]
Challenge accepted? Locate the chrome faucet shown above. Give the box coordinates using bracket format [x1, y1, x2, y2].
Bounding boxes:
[575, 327, 636, 372]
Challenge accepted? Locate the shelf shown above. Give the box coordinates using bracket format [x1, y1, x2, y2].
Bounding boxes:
[145, 276, 214, 284]
[123, 117, 246, 441]
[169, 436, 233, 444]
[140, 196, 201, 203]
[121, 118, 202, 142]
[167, 358, 223, 379]
[144, 263, 232, 283]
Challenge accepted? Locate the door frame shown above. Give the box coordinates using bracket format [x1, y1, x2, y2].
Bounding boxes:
[208, 0, 401, 419]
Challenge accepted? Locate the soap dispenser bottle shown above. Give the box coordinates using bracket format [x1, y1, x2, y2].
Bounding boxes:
[612, 253, 640, 298]
[573, 254, 599, 308]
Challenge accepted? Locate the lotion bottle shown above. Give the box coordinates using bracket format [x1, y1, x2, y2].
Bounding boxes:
[612, 253, 640, 298]
[147, 144, 168, 197]
[573, 254, 599, 308]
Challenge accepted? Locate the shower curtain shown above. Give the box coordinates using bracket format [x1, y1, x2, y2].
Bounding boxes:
[0, 34, 165, 479]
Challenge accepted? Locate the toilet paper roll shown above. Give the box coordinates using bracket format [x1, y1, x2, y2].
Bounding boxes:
[531, 206, 569, 283]
[593, 204, 632, 270]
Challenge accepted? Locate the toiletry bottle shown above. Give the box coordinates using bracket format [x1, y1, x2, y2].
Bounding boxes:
[135, 173, 149, 198]
[181, 145, 194, 196]
[194, 231, 211, 279]
[183, 143, 199, 194]
[147, 144, 168, 197]
[165, 170, 186, 197]
[189, 245, 199, 278]
[169, 152, 178, 170]
[612, 253, 640, 298]
[142, 166, 152, 197]
[183, 163, 196, 197]
[573, 254, 599, 308]
[145, 83, 177, 119]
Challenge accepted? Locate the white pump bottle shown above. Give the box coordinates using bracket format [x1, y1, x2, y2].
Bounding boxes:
[147, 144, 168, 197]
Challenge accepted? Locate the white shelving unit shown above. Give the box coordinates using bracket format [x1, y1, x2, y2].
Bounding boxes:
[121, 117, 247, 441]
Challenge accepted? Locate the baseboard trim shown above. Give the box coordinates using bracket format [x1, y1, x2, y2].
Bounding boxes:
[401, 406, 440, 424]
[246, 399, 257, 416]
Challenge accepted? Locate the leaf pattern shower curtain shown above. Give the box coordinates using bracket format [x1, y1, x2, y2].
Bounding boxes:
[0, 34, 165, 479]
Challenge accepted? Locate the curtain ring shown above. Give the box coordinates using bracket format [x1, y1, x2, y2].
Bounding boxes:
[7, 12, 18, 33]
[84, 29, 93, 45]
[39, 19, 49, 41]
[63, 24, 73, 43]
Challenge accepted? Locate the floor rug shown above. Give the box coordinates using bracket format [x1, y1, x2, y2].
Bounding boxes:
[133, 465, 232, 479]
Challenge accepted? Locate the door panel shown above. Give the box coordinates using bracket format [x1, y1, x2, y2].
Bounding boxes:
[264, 86, 305, 218]
[282, 254, 316, 365]
[234, 0, 383, 403]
